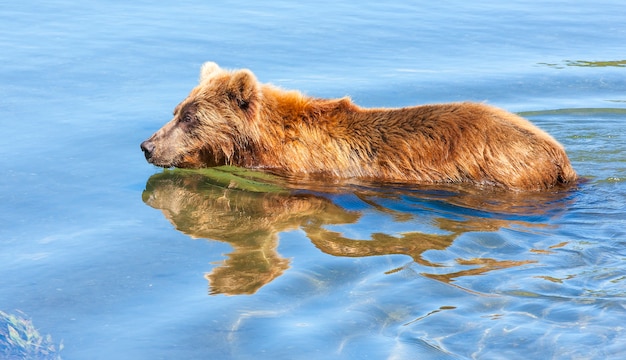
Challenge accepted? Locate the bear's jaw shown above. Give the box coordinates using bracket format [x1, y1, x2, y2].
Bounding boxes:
[162, 148, 225, 169]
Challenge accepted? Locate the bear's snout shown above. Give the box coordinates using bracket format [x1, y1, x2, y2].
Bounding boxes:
[140, 140, 155, 160]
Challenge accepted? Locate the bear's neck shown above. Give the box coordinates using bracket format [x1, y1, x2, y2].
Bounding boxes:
[249, 85, 371, 175]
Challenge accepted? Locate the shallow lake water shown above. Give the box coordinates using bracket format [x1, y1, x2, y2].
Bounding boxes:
[1, 0, 625, 359]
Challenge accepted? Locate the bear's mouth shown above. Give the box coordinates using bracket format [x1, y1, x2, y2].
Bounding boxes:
[145, 156, 178, 169]
[141, 138, 228, 169]
[141, 148, 185, 168]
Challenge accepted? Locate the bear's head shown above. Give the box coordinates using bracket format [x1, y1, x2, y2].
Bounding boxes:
[140, 62, 262, 168]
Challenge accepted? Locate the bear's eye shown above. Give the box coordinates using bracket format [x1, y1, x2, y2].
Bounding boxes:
[181, 113, 194, 124]
[177, 103, 197, 126]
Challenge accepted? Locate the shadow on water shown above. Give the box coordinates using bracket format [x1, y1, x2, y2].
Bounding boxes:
[142, 168, 577, 296]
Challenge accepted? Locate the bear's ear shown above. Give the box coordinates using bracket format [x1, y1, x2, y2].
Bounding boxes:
[199, 62, 221, 82]
[227, 69, 261, 120]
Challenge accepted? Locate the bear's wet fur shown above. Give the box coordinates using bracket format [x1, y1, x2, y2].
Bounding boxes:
[141, 62, 577, 190]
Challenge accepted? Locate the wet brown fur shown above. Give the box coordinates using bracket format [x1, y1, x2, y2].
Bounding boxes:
[141, 62, 577, 191]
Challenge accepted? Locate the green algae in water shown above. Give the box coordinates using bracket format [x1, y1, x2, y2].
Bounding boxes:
[518, 108, 626, 117]
[538, 59, 626, 69]
[165, 166, 286, 193]
[566, 60, 626, 68]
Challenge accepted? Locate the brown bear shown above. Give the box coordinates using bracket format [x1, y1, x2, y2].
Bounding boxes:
[141, 62, 577, 190]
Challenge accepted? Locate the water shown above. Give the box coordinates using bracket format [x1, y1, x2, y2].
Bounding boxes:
[1, 0, 625, 359]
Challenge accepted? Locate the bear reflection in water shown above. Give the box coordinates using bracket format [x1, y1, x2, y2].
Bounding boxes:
[142, 169, 574, 295]
[143, 169, 358, 295]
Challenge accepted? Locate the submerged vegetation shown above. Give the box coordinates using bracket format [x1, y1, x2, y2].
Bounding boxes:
[0, 310, 62, 360]
[539, 59, 626, 69]
[565, 59, 626, 67]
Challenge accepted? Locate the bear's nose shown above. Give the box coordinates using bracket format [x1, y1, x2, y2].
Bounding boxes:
[140, 140, 155, 159]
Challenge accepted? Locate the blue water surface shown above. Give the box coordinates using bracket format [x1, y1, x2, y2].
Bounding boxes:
[1, 1, 625, 359]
